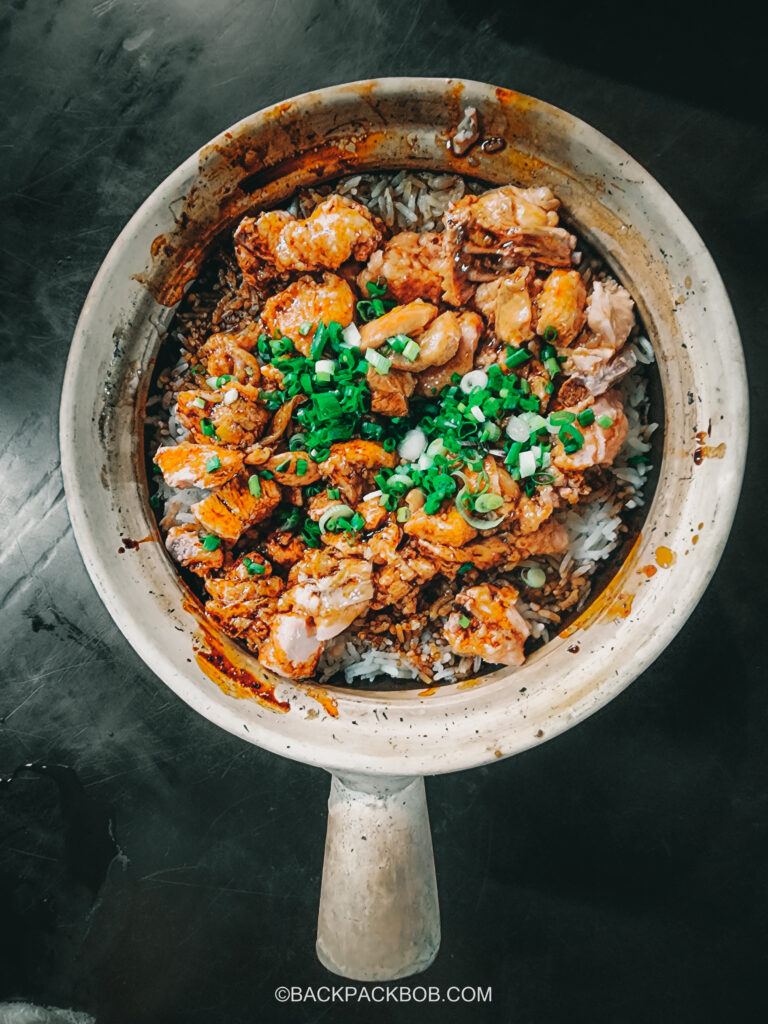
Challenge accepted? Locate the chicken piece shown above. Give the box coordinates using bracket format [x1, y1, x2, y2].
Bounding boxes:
[367, 365, 415, 417]
[356, 228, 473, 307]
[264, 450, 322, 486]
[474, 267, 536, 347]
[258, 613, 323, 679]
[359, 232, 445, 304]
[204, 555, 284, 648]
[390, 311, 462, 372]
[555, 350, 638, 409]
[404, 504, 478, 547]
[553, 391, 628, 471]
[154, 442, 244, 489]
[260, 273, 355, 354]
[534, 269, 587, 347]
[210, 383, 272, 447]
[445, 185, 576, 267]
[164, 524, 224, 577]
[587, 279, 635, 351]
[234, 194, 383, 285]
[356, 496, 389, 530]
[192, 474, 281, 542]
[370, 544, 439, 612]
[264, 531, 307, 569]
[413, 535, 511, 572]
[444, 584, 531, 667]
[284, 549, 374, 640]
[359, 299, 438, 351]
[200, 328, 261, 383]
[320, 441, 397, 504]
[516, 487, 557, 535]
[416, 311, 483, 396]
[365, 520, 402, 564]
[260, 395, 306, 447]
[512, 519, 569, 558]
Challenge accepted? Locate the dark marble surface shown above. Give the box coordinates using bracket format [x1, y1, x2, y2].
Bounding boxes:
[1, 2, 766, 1022]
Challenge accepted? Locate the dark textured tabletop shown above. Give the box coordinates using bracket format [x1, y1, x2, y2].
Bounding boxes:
[1, 3, 766, 1022]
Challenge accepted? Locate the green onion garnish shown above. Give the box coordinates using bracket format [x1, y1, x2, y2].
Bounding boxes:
[248, 474, 262, 497]
[205, 456, 221, 473]
[193, 397, 206, 408]
[202, 534, 220, 551]
[299, 321, 313, 336]
[327, 487, 340, 499]
[577, 408, 595, 426]
[396, 507, 411, 523]
[457, 562, 474, 574]
[597, 415, 614, 428]
[458, 614, 471, 628]
[542, 325, 558, 342]
[402, 339, 421, 362]
[474, 493, 504, 513]
[275, 457, 291, 472]
[295, 458, 308, 476]
[365, 349, 391, 375]
[200, 418, 214, 436]
[506, 347, 531, 369]
[524, 567, 546, 588]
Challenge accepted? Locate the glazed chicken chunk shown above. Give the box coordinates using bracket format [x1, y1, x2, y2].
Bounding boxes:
[444, 584, 531, 667]
[234, 194, 383, 284]
[261, 273, 355, 353]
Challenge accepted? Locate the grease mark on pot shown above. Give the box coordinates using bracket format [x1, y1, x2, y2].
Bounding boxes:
[655, 546, 677, 569]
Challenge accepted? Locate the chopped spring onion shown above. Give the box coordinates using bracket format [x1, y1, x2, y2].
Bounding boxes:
[597, 414, 614, 428]
[533, 471, 555, 485]
[542, 325, 558, 342]
[365, 349, 391, 375]
[548, 410, 575, 426]
[506, 347, 531, 369]
[481, 422, 501, 442]
[206, 377, 218, 389]
[402, 339, 421, 362]
[200, 418, 214, 437]
[396, 506, 411, 523]
[288, 433, 307, 450]
[518, 450, 537, 478]
[327, 487, 340, 499]
[457, 562, 474, 574]
[558, 423, 584, 448]
[458, 614, 471, 628]
[398, 427, 427, 462]
[470, 406, 486, 423]
[577, 407, 595, 426]
[427, 438, 448, 457]
[318, 504, 355, 533]
[192, 396, 206, 408]
[524, 567, 547, 588]
[205, 456, 221, 473]
[460, 369, 489, 394]
[274, 457, 291, 472]
[243, 556, 266, 576]
[299, 321, 313, 336]
[315, 359, 337, 376]
[295, 459, 308, 476]
[248, 474, 262, 497]
[474, 492, 504, 513]
[341, 322, 362, 347]
[363, 490, 382, 501]
[506, 416, 529, 442]
[455, 488, 506, 529]
[202, 534, 220, 551]
[223, 388, 239, 405]
[386, 473, 415, 493]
